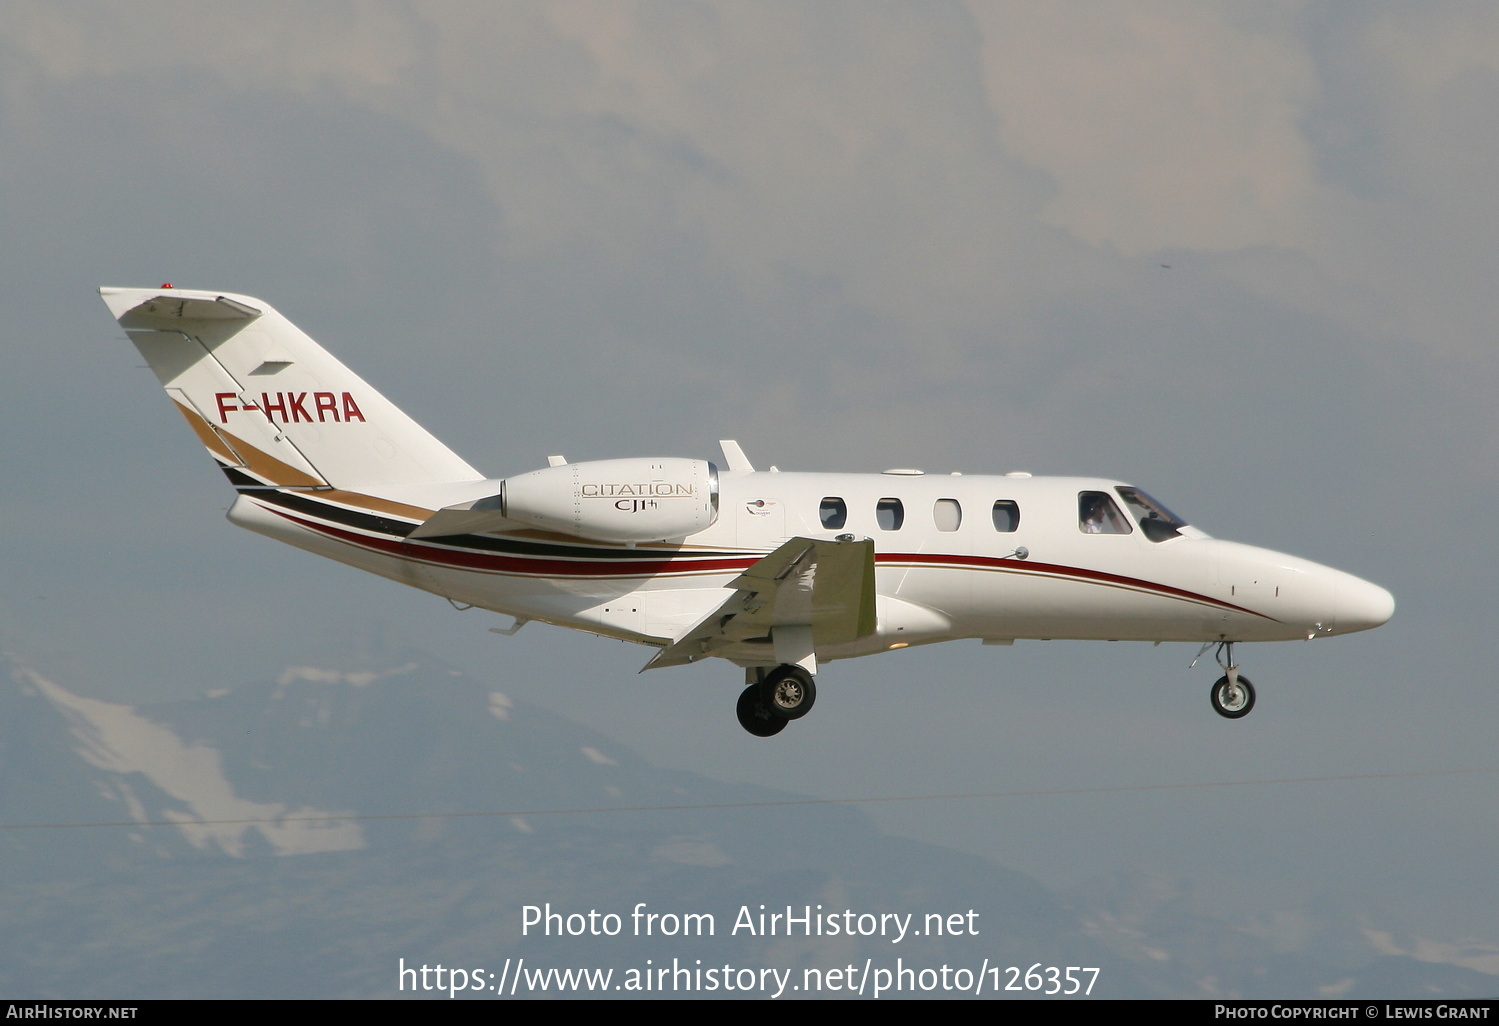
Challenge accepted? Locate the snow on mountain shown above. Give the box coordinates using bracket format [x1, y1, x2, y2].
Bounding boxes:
[15, 664, 363, 856]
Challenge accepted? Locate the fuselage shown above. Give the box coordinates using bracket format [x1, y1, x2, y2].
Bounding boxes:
[226, 466, 1395, 667]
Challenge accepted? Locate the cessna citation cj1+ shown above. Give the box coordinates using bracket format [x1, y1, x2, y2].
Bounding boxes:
[102, 287, 1394, 737]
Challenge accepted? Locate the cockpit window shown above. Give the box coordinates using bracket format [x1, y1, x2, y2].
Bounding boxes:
[1079, 491, 1132, 535]
[819, 497, 847, 530]
[1116, 486, 1187, 542]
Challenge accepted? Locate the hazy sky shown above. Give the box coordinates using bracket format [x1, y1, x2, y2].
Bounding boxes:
[3, 0, 1497, 965]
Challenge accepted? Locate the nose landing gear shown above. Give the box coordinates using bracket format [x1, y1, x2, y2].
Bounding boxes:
[735, 664, 817, 737]
[1211, 673, 1256, 718]
[1205, 641, 1256, 719]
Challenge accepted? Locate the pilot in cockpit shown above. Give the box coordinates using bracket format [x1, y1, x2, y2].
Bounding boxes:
[1080, 492, 1128, 534]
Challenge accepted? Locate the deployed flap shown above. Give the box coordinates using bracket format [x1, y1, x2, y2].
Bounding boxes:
[642, 535, 875, 671]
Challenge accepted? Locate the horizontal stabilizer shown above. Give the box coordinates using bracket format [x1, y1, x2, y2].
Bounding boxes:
[110, 291, 262, 322]
[642, 535, 876, 671]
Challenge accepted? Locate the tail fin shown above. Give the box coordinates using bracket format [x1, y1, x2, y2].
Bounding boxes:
[101, 287, 482, 493]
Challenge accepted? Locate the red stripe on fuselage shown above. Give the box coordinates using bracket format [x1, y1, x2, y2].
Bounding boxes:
[877, 552, 1275, 620]
[259, 500, 1273, 618]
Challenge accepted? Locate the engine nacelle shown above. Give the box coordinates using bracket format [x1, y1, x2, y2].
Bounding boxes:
[501, 457, 719, 542]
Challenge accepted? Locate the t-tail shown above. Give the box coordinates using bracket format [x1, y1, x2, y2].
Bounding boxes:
[100, 287, 483, 499]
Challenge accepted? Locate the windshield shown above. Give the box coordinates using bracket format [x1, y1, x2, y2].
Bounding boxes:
[1116, 486, 1188, 542]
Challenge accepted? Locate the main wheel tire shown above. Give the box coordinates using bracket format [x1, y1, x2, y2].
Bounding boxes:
[736, 683, 787, 737]
[1210, 675, 1256, 719]
[761, 665, 817, 720]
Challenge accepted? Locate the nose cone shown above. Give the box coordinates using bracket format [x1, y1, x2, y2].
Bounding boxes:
[1335, 574, 1395, 634]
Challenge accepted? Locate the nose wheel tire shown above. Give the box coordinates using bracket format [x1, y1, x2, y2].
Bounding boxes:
[1211, 675, 1255, 719]
[736, 683, 787, 737]
[761, 665, 816, 720]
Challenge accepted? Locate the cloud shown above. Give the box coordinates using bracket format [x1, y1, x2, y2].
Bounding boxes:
[4, 3, 1045, 372]
[5, 1, 1495, 457]
[969, 0, 1319, 255]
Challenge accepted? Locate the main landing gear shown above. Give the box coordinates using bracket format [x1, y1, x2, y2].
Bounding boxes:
[1206, 641, 1256, 719]
[735, 664, 817, 737]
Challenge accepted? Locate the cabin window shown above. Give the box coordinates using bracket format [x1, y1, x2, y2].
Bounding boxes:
[876, 497, 905, 531]
[992, 500, 1019, 533]
[819, 496, 848, 530]
[1079, 491, 1132, 534]
[933, 498, 962, 532]
[1116, 486, 1186, 542]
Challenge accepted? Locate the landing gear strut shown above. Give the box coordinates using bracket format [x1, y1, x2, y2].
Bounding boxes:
[735, 664, 818, 737]
[1207, 641, 1255, 719]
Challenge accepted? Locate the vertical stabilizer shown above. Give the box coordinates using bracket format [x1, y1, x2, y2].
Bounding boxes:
[101, 288, 482, 493]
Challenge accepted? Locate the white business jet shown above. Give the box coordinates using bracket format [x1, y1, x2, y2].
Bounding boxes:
[101, 287, 1394, 737]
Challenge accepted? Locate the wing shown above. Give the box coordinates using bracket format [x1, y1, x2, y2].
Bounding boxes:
[642, 535, 876, 671]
